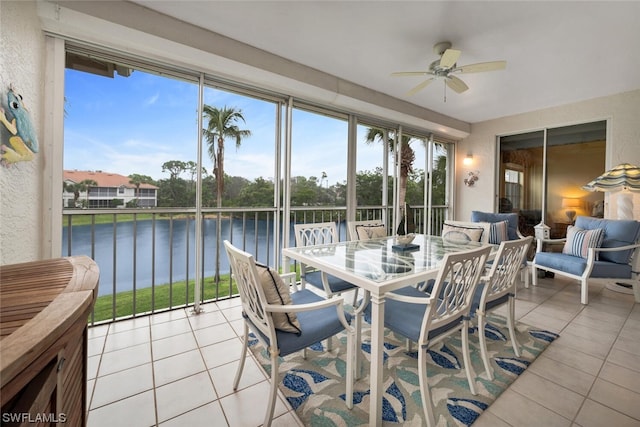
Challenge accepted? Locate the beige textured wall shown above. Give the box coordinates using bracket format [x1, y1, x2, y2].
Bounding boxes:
[0, 1, 44, 264]
[457, 90, 640, 220]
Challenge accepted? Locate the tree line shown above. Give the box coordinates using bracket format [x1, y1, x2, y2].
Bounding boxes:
[125, 163, 446, 209]
[65, 105, 448, 209]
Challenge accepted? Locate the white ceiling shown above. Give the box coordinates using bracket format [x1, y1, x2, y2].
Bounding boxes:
[133, 1, 640, 124]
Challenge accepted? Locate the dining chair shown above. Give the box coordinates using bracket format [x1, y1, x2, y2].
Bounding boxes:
[470, 211, 531, 288]
[223, 240, 355, 427]
[294, 222, 360, 301]
[347, 219, 387, 240]
[382, 245, 491, 427]
[470, 236, 532, 380]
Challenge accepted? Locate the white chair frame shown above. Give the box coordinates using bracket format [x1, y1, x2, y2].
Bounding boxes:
[474, 236, 532, 380]
[384, 245, 491, 427]
[224, 240, 355, 427]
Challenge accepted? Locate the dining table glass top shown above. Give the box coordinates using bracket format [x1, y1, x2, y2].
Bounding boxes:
[285, 234, 490, 284]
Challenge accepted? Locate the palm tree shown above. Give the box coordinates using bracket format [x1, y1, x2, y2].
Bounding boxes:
[64, 179, 98, 208]
[202, 105, 251, 283]
[202, 105, 252, 208]
[364, 128, 416, 211]
[128, 174, 154, 207]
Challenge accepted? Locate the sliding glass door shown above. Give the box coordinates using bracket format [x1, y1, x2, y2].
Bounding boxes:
[498, 121, 606, 238]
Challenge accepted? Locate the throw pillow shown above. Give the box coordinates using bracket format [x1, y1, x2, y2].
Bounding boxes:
[255, 263, 302, 335]
[442, 223, 484, 242]
[562, 226, 604, 259]
[489, 220, 510, 244]
[355, 224, 387, 240]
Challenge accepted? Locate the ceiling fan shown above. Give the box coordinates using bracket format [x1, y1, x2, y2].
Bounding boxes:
[391, 41, 506, 97]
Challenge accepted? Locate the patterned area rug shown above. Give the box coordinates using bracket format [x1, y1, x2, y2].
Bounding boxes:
[248, 313, 558, 426]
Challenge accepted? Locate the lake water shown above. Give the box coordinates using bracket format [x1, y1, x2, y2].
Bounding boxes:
[63, 218, 347, 296]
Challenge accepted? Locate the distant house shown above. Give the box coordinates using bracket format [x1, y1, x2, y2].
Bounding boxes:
[63, 170, 158, 208]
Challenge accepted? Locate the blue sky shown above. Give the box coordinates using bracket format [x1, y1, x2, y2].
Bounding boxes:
[64, 67, 387, 184]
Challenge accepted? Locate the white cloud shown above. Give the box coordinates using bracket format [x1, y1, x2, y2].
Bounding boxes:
[144, 93, 160, 107]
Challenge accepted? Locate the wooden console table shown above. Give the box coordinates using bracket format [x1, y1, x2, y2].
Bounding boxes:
[1, 256, 99, 427]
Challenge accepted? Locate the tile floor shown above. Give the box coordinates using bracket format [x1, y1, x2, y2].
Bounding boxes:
[87, 275, 640, 427]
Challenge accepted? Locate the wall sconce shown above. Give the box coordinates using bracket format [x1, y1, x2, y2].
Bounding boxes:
[463, 153, 473, 166]
[464, 170, 479, 187]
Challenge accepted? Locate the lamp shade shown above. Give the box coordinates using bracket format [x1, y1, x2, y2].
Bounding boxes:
[582, 163, 640, 192]
[582, 163, 640, 220]
[562, 198, 581, 209]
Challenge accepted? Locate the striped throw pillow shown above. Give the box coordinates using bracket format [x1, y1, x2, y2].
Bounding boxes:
[562, 226, 604, 259]
[489, 220, 510, 244]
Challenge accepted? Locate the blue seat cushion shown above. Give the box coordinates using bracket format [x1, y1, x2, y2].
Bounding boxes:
[303, 270, 357, 293]
[364, 286, 462, 344]
[248, 289, 351, 357]
[534, 252, 632, 278]
[471, 211, 519, 241]
[575, 216, 640, 264]
[470, 282, 510, 317]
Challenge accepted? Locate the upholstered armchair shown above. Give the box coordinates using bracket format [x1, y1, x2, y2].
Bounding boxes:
[530, 216, 640, 305]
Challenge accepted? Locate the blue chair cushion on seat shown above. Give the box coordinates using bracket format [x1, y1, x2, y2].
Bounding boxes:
[534, 252, 633, 278]
[248, 289, 352, 357]
[303, 270, 356, 293]
[574, 216, 640, 264]
[469, 282, 510, 317]
[471, 211, 519, 241]
[363, 286, 462, 344]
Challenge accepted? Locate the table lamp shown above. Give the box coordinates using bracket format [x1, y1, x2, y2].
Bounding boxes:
[561, 197, 581, 222]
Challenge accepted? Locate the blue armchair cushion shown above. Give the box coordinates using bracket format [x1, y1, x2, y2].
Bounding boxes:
[574, 216, 640, 264]
[534, 252, 633, 278]
[470, 282, 510, 316]
[255, 263, 301, 334]
[562, 226, 604, 259]
[364, 286, 462, 344]
[471, 211, 519, 240]
[442, 223, 484, 242]
[250, 289, 352, 356]
[303, 270, 356, 293]
[489, 220, 509, 244]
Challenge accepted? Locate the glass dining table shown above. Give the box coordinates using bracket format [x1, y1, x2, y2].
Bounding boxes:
[282, 233, 494, 426]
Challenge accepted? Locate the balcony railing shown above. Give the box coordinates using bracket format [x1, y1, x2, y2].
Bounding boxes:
[62, 205, 448, 325]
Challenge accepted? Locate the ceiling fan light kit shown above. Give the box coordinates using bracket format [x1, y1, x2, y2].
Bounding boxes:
[392, 41, 506, 100]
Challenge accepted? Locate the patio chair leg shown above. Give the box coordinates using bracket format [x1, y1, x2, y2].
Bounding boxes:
[462, 319, 477, 395]
[508, 296, 521, 357]
[233, 322, 249, 390]
[531, 265, 539, 287]
[351, 287, 359, 308]
[354, 310, 362, 380]
[263, 349, 280, 427]
[418, 349, 436, 427]
[477, 313, 493, 381]
[581, 278, 589, 305]
[345, 326, 354, 409]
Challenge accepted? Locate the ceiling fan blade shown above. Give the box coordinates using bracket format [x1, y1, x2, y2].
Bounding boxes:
[439, 49, 461, 69]
[446, 75, 469, 93]
[391, 71, 429, 77]
[456, 60, 506, 73]
[407, 78, 435, 96]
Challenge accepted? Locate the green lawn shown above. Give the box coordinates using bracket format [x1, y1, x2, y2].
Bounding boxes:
[91, 275, 237, 323]
[90, 266, 302, 324]
[64, 212, 163, 226]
